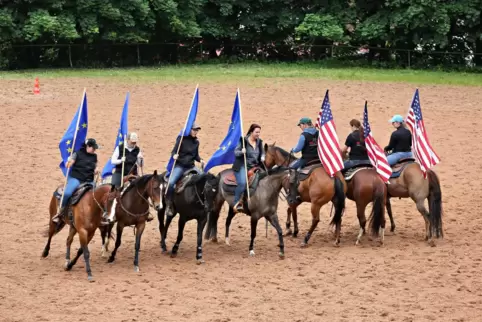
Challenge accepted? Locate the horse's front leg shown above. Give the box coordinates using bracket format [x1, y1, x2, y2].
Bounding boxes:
[267, 213, 285, 259]
[162, 213, 175, 254]
[386, 197, 396, 233]
[285, 207, 292, 236]
[225, 207, 236, 246]
[64, 225, 77, 270]
[158, 208, 167, 253]
[249, 216, 259, 256]
[196, 216, 207, 264]
[133, 221, 146, 272]
[170, 218, 186, 258]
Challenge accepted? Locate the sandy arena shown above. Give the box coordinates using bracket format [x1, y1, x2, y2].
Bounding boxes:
[1, 77, 481, 322]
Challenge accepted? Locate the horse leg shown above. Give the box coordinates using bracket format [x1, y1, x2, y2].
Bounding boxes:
[249, 216, 259, 256]
[291, 206, 299, 238]
[108, 223, 125, 263]
[266, 214, 285, 259]
[355, 201, 368, 246]
[99, 226, 108, 257]
[414, 197, 433, 246]
[225, 206, 236, 246]
[42, 220, 65, 258]
[196, 217, 207, 264]
[158, 207, 167, 252]
[64, 225, 77, 270]
[133, 221, 146, 273]
[162, 213, 175, 254]
[170, 218, 186, 258]
[79, 228, 95, 282]
[301, 203, 321, 248]
[386, 197, 396, 233]
[285, 207, 292, 236]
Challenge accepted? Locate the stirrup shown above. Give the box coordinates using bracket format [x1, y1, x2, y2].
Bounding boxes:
[146, 213, 154, 222]
[233, 201, 244, 214]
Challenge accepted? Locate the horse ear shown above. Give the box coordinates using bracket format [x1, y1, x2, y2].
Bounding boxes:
[272, 141, 276, 146]
[264, 143, 268, 152]
[153, 169, 158, 176]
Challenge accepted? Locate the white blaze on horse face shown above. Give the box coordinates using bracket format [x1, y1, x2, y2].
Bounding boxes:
[108, 198, 117, 222]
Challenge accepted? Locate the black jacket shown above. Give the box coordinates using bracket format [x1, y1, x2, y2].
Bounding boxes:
[172, 135, 201, 168]
[232, 136, 265, 172]
[385, 127, 412, 153]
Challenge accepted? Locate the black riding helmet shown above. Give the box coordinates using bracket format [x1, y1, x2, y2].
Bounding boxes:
[85, 138, 99, 149]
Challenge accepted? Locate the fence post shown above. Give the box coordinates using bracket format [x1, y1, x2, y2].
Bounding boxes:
[408, 50, 411, 68]
[68, 44, 73, 68]
[137, 44, 140, 65]
[331, 45, 334, 58]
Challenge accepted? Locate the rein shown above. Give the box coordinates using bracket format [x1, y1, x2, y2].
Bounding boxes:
[116, 178, 157, 217]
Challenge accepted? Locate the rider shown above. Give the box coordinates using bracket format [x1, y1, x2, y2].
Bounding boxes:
[384, 114, 413, 166]
[232, 123, 266, 213]
[165, 123, 204, 217]
[52, 138, 107, 224]
[341, 119, 370, 169]
[288, 117, 319, 204]
[110, 132, 144, 189]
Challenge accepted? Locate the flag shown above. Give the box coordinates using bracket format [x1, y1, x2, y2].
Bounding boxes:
[166, 86, 199, 175]
[316, 90, 344, 176]
[363, 102, 392, 182]
[59, 90, 88, 176]
[204, 90, 242, 172]
[101, 92, 130, 178]
[405, 89, 440, 177]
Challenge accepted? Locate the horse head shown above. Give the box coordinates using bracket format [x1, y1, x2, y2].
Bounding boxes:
[146, 170, 162, 211]
[264, 142, 292, 169]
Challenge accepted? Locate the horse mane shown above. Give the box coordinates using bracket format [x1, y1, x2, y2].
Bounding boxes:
[258, 165, 289, 181]
[123, 174, 153, 194]
[187, 172, 218, 187]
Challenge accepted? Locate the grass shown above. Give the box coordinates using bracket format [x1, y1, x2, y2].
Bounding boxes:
[1, 62, 482, 86]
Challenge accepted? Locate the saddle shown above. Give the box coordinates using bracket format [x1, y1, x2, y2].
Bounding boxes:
[390, 158, 416, 178]
[163, 168, 202, 194]
[341, 161, 374, 181]
[53, 182, 94, 206]
[297, 160, 323, 182]
[222, 167, 262, 196]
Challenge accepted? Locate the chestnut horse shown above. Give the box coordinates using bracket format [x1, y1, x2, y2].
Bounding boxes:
[264, 144, 347, 247]
[42, 183, 115, 281]
[385, 158, 443, 245]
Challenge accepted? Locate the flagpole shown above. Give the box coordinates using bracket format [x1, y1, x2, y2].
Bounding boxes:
[58, 88, 87, 212]
[237, 88, 250, 202]
[165, 84, 199, 195]
[120, 134, 127, 188]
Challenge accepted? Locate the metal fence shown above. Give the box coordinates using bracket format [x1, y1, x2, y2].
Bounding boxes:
[2, 42, 482, 70]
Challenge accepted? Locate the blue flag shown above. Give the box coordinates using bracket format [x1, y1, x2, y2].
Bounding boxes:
[59, 91, 88, 176]
[166, 86, 199, 175]
[204, 90, 242, 173]
[101, 92, 130, 178]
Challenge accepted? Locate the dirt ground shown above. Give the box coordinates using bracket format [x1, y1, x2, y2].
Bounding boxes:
[1, 77, 481, 322]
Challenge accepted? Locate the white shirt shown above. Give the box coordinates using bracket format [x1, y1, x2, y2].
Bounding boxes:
[110, 145, 144, 165]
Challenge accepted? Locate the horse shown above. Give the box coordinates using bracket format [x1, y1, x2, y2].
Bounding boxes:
[42, 182, 115, 281]
[341, 163, 387, 245]
[204, 166, 290, 258]
[263, 143, 347, 247]
[105, 171, 162, 272]
[157, 169, 219, 264]
[384, 158, 443, 245]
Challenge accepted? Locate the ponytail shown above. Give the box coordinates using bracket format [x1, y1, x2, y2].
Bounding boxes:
[349, 119, 364, 143]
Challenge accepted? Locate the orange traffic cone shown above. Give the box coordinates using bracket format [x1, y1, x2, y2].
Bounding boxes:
[34, 78, 40, 94]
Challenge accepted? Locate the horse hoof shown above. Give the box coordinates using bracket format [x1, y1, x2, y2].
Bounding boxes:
[333, 240, 340, 247]
[170, 252, 177, 258]
[134, 266, 140, 273]
[355, 240, 361, 246]
[284, 229, 293, 237]
[428, 239, 436, 247]
[196, 259, 205, 265]
[107, 257, 115, 263]
[300, 242, 307, 248]
[225, 238, 230, 246]
[249, 250, 255, 257]
[64, 261, 71, 271]
[87, 275, 95, 283]
[279, 252, 285, 259]
[211, 238, 218, 243]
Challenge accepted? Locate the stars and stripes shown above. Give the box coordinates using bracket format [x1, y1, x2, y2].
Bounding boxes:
[316, 90, 344, 176]
[363, 102, 392, 182]
[405, 89, 440, 177]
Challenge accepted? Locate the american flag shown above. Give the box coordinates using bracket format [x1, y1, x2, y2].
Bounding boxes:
[316, 90, 344, 176]
[363, 102, 392, 182]
[405, 89, 440, 177]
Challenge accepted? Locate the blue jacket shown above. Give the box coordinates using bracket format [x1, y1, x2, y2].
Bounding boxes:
[291, 127, 318, 153]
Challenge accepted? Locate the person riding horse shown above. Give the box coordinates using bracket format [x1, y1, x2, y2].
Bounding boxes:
[52, 138, 108, 225]
[232, 123, 266, 213]
[384, 115, 413, 165]
[165, 122, 204, 217]
[288, 117, 320, 205]
[110, 132, 144, 188]
[341, 119, 370, 169]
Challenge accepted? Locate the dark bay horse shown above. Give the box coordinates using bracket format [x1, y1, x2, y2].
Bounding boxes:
[42, 183, 115, 281]
[204, 166, 290, 258]
[105, 171, 162, 272]
[342, 165, 387, 245]
[385, 158, 443, 245]
[263, 144, 346, 247]
[157, 170, 219, 264]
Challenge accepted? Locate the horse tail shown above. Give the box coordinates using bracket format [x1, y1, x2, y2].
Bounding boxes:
[204, 207, 219, 240]
[427, 169, 443, 238]
[369, 177, 386, 238]
[330, 176, 346, 226]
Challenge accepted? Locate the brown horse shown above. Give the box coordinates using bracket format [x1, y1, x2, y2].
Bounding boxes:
[385, 158, 443, 245]
[42, 182, 115, 281]
[264, 144, 347, 247]
[105, 171, 162, 272]
[342, 165, 387, 245]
